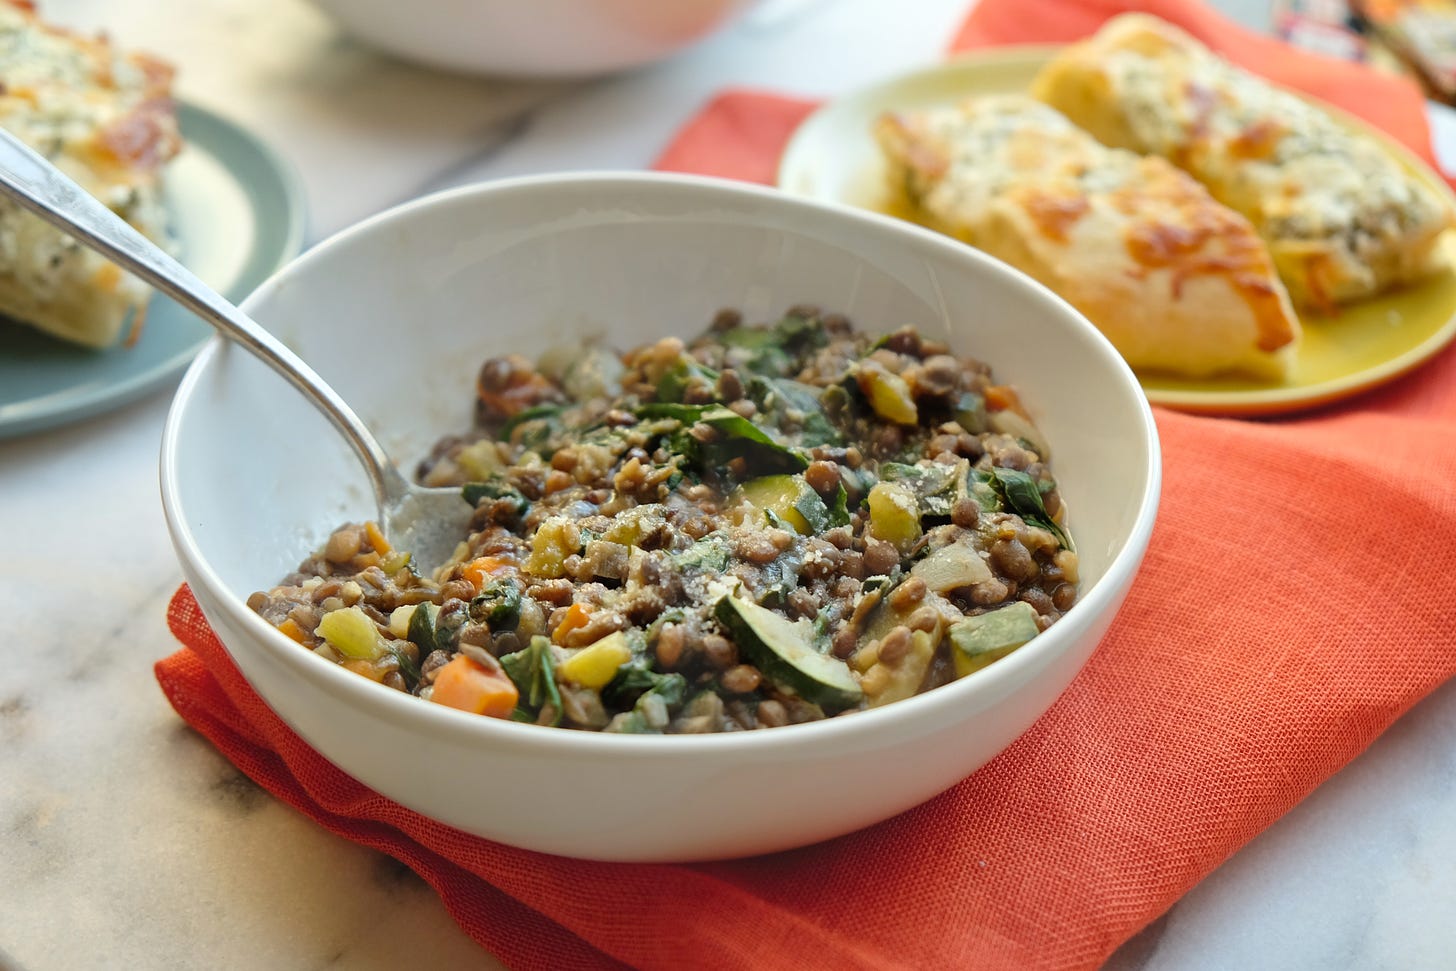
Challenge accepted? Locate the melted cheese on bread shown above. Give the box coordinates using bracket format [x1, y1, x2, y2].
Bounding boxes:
[875, 95, 1300, 380]
[0, 0, 180, 348]
[1032, 13, 1454, 310]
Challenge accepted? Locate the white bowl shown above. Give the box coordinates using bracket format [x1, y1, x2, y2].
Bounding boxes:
[161, 172, 1160, 862]
[304, 0, 753, 78]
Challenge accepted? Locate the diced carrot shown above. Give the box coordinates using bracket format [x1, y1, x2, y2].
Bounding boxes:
[552, 602, 593, 644]
[364, 521, 391, 555]
[460, 556, 510, 592]
[276, 618, 309, 644]
[984, 384, 1027, 417]
[429, 655, 519, 718]
[342, 658, 386, 683]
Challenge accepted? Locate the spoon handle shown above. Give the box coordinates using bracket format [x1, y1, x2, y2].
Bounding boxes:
[0, 125, 404, 500]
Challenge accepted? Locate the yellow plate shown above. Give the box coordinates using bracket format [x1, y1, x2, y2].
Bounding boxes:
[777, 47, 1456, 416]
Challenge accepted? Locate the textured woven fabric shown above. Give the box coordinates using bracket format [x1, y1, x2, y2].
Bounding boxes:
[156, 1, 1456, 968]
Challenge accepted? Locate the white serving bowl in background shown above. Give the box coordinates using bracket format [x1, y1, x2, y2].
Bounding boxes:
[161, 172, 1160, 862]
[304, 0, 753, 77]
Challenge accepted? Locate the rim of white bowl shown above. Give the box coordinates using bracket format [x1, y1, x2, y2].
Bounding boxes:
[161, 170, 1162, 757]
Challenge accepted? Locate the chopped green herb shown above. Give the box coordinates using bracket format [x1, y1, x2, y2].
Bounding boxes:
[501, 635, 562, 726]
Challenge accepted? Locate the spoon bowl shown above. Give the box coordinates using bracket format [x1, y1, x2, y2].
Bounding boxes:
[0, 127, 472, 574]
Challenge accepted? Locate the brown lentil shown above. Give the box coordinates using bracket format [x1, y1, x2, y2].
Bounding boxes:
[888, 576, 927, 611]
[863, 538, 900, 577]
[877, 626, 914, 665]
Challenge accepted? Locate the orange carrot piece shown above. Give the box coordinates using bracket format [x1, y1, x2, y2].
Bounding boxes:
[430, 655, 519, 717]
[276, 618, 309, 644]
[460, 556, 509, 592]
[364, 521, 391, 555]
[342, 658, 386, 683]
[984, 384, 1030, 418]
[983, 384, 1020, 412]
[552, 602, 593, 644]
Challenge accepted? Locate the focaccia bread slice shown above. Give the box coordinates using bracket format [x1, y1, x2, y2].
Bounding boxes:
[874, 94, 1300, 381]
[0, 0, 181, 348]
[1031, 12, 1454, 310]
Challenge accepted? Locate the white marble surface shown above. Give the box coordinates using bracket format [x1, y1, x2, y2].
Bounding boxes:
[3, 0, 1455, 968]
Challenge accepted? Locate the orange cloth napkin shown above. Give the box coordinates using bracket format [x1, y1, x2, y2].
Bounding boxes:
[156, 2, 1456, 968]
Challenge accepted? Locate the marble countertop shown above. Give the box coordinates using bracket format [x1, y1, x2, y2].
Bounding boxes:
[4, 0, 1455, 968]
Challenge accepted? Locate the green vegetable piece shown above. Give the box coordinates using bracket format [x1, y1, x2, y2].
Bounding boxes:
[656, 358, 721, 404]
[603, 662, 687, 711]
[949, 601, 1041, 676]
[470, 577, 522, 630]
[387, 642, 421, 689]
[501, 635, 562, 727]
[989, 467, 1072, 549]
[826, 483, 851, 529]
[964, 469, 1004, 513]
[714, 594, 862, 710]
[737, 474, 830, 535]
[497, 404, 564, 449]
[636, 403, 809, 477]
[461, 478, 530, 520]
[746, 374, 842, 448]
[881, 461, 962, 519]
[407, 602, 447, 655]
[317, 606, 384, 660]
[954, 391, 989, 434]
[672, 535, 731, 573]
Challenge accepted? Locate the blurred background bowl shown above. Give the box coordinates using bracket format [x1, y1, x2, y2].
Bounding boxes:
[303, 0, 756, 77]
[161, 172, 1160, 861]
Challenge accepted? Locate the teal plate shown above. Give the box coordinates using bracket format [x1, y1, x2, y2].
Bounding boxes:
[0, 101, 306, 437]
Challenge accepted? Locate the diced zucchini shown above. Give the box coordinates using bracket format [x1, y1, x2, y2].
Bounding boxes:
[455, 439, 505, 480]
[911, 543, 992, 593]
[881, 460, 964, 519]
[714, 595, 862, 710]
[316, 606, 385, 660]
[858, 365, 918, 425]
[387, 604, 417, 639]
[867, 481, 922, 551]
[950, 601, 1040, 677]
[736, 475, 829, 535]
[525, 516, 578, 578]
[557, 630, 633, 690]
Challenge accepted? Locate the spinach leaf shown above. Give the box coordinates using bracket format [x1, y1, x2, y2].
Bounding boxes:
[501, 635, 562, 726]
[470, 577, 521, 629]
[603, 659, 687, 711]
[746, 374, 842, 447]
[497, 404, 564, 450]
[987, 467, 1072, 550]
[636, 403, 809, 477]
[461, 478, 530, 518]
[716, 312, 828, 377]
[825, 482, 851, 529]
[387, 642, 422, 690]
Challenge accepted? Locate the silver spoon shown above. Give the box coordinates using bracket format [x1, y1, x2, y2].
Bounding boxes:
[0, 127, 473, 575]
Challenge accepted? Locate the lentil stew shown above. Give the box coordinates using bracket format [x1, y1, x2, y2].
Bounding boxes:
[248, 307, 1078, 733]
